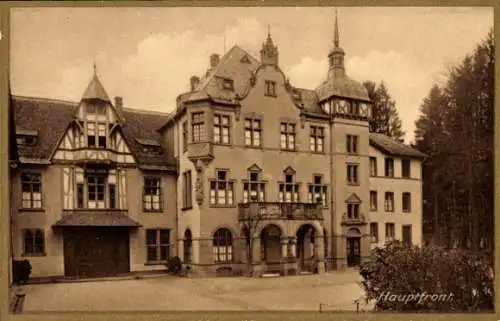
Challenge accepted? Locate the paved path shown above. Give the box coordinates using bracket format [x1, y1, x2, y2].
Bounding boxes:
[21, 269, 372, 312]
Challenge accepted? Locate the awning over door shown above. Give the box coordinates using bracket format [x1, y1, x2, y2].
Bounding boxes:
[52, 211, 142, 228]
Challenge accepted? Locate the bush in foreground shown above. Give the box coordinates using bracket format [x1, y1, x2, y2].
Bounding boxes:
[359, 241, 494, 312]
[165, 256, 182, 275]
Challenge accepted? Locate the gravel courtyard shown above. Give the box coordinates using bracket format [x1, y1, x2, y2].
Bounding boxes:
[20, 269, 372, 312]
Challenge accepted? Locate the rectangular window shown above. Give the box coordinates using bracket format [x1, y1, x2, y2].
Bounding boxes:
[402, 159, 411, 178]
[222, 78, 234, 90]
[87, 175, 106, 209]
[243, 171, 266, 203]
[385, 158, 394, 177]
[370, 223, 378, 243]
[369, 157, 377, 176]
[21, 173, 42, 209]
[308, 175, 327, 206]
[143, 177, 161, 211]
[87, 122, 96, 147]
[210, 170, 234, 206]
[370, 191, 377, 211]
[213, 114, 231, 145]
[182, 121, 188, 152]
[146, 229, 170, 263]
[347, 164, 359, 185]
[280, 122, 296, 150]
[191, 112, 205, 142]
[244, 118, 261, 147]
[384, 192, 394, 212]
[97, 123, 107, 148]
[182, 171, 192, 209]
[402, 225, 412, 245]
[23, 229, 45, 255]
[347, 203, 360, 219]
[385, 223, 395, 242]
[346, 135, 358, 154]
[265, 80, 277, 97]
[279, 174, 299, 203]
[402, 192, 411, 213]
[310, 126, 324, 153]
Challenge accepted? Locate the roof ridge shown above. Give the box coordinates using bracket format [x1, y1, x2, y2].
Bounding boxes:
[12, 95, 79, 106]
[123, 107, 171, 117]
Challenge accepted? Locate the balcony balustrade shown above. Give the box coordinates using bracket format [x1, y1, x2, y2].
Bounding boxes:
[238, 202, 323, 221]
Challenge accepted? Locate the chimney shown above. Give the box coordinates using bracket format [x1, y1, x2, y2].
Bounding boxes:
[190, 76, 200, 91]
[210, 53, 220, 68]
[114, 96, 123, 111]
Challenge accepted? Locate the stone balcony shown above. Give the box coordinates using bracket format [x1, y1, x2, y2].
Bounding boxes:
[187, 141, 214, 162]
[238, 202, 324, 221]
[340, 212, 368, 225]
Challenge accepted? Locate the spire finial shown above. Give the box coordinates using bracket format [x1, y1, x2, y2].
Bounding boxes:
[334, 8, 339, 48]
[267, 24, 271, 38]
[93, 61, 97, 76]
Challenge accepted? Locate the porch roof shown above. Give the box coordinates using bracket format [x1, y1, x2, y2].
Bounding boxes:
[52, 211, 142, 228]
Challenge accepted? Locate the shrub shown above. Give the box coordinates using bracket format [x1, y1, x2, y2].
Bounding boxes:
[360, 241, 494, 312]
[165, 256, 182, 275]
[12, 259, 32, 284]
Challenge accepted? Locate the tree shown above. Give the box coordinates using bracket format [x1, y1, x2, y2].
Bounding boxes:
[360, 241, 494, 312]
[414, 29, 493, 255]
[239, 201, 265, 276]
[363, 81, 405, 141]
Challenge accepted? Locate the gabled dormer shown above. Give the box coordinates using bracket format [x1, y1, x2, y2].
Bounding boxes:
[52, 66, 135, 165]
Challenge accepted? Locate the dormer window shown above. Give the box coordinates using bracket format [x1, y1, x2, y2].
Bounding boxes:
[136, 138, 161, 154]
[86, 122, 107, 148]
[265, 80, 276, 97]
[222, 78, 234, 91]
[16, 130, 38, 146]
[87, 103, 106, 114]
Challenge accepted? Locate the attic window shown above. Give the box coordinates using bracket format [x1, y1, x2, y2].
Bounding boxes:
[16, 130, 38, 146]
[222, 78, 234, 91]
[240, 55, 251, 64]
[136, 138, 161, 153]
[292, 89, 302, 100]
[265, 80, 276, 97]
[87, 103, 106, 114]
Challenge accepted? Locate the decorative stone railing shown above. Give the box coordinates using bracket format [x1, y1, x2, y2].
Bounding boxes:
[238, 202, 323, 221]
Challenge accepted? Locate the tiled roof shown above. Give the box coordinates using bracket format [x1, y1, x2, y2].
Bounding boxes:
[52, 211, 142, 227]
[182, 45, 260, 104]
[81, 73, 111, 102]
[12, 95, 174, 167]
[369, 132, 428, 159]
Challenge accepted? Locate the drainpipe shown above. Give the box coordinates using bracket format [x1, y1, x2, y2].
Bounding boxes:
[329, 115, 335, 269]
[174, 116, 180, 258]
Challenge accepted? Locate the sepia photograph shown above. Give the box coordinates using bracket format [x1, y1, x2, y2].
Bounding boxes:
[6, 5, 494, 315]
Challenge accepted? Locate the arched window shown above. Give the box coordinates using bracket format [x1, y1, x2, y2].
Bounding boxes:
[183, 229, 192, 264]
[23, 229, 45, 255]
[213, 228, 233, 263]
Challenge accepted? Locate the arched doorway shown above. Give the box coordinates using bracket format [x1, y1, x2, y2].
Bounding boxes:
[346, 228, 361, 267]
[183, 229, 192, 264]
[260, 225, 282, 264]
[296, 224, 317, 272]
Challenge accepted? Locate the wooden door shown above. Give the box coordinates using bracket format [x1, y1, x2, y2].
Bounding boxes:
[346, 237, 361, 267]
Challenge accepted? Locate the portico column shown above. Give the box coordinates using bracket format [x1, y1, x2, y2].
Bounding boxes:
[290, 237, 297, 258]
[281, 238, 288, 258]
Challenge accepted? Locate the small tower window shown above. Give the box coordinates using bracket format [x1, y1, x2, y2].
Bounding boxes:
[265, 80, 276, 97]
[222, 78, 234, 91]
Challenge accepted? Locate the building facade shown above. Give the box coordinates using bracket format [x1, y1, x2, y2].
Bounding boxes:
[10, 16, 425, 279]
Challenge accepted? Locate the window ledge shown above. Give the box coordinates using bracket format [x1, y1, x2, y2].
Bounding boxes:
[19, 208, 45, 212]
[22, 253, 47, 257]
[244, 145, 263, 150]
[213, 143, 232, 147]
[209, 205, 237, 208]
[181, 206, 193, 211]
[144, 261, 167, 266]
[280, 148, 297, 152]
[347, 183, 360, 186]
[143, 210, 164, 213]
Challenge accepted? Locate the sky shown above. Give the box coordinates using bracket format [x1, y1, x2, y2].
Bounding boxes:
[10, 7, 493, 143]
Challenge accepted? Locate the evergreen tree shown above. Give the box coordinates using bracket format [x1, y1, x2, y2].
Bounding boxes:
[363, 81, 405, 141]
